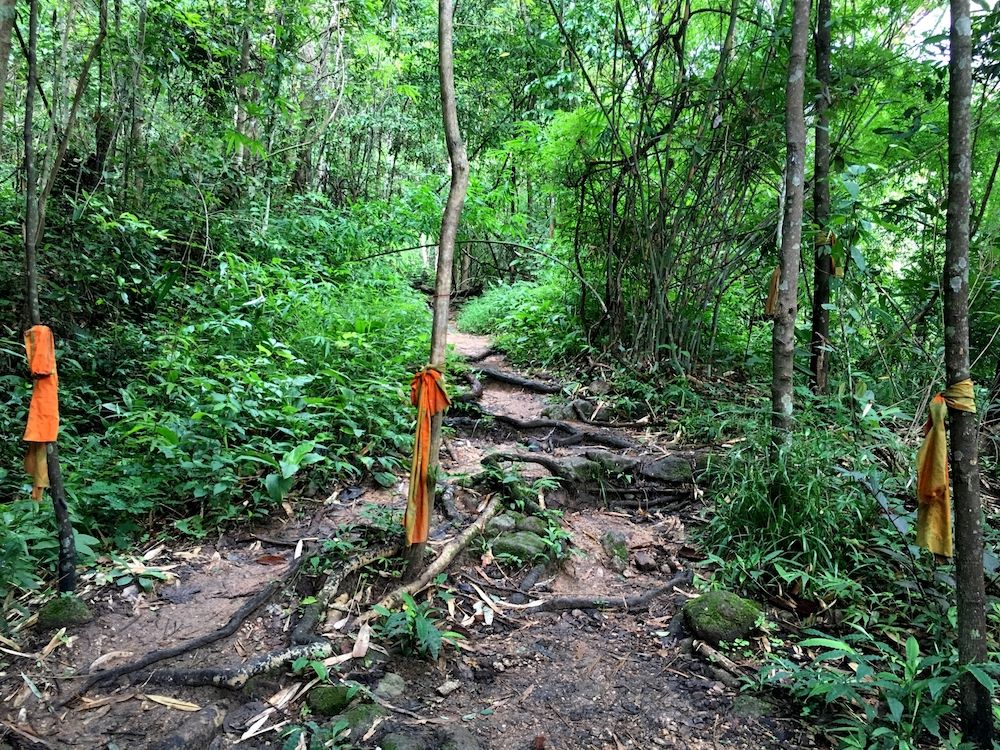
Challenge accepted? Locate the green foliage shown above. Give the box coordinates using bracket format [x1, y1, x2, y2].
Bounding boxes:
[458, 274, 589, 366]
[372, 592, 463, 661]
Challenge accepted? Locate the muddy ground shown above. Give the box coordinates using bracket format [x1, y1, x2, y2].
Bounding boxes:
[0, 328, 817, 750]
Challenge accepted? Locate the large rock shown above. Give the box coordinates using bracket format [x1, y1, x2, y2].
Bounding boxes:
[486, 513, 517, 535]
[306, 685, 353, 716]
[492, 531, 547, 562]
[640, 456, 693, 484]
[516, 515, 548, 535]
[37, 595, 92, 630]
[683, 591, 761, 645]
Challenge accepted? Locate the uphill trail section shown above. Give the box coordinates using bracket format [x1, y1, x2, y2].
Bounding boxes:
[0, 327, 814, 750]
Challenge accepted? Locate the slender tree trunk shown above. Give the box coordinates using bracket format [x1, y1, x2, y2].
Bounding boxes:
[23, 0, 77, 594]
[770, 0, 810, 440]
[0, 0, 15, 150]
[946, 0, 992, 744]
[808, 0, 832, 394]
[403, 0, 469, 575]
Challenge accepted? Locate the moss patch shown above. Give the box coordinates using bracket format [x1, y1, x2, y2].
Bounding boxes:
[306, 685, 354, 716]
[37, 595, 92, 630]
[683, 590, 760, 645]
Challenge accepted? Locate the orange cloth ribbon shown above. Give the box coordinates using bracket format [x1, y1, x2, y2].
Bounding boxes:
[22, 325, 59, 501]
[404, 366, 450, 544]
[915, 379, 976, 558]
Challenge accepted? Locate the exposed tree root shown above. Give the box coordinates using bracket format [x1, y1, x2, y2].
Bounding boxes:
[466, 348, 496, 363]
[453, 372, 484, 403]
[474, 365, 563, 394]
[490, 413, 636, 449]
[530, 571, 692, 612]
[483, 451, 575, 480]
[292, 541, 402, 646]
[359, 496, 502, 623]
[60, 553, 311, 704]
[145, 642, 334, 688]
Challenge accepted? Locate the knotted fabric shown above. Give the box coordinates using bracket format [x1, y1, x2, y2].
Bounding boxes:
[23, 325, 59, 500]
[405, 366, 450, 544]
[916, 379, 976, 558]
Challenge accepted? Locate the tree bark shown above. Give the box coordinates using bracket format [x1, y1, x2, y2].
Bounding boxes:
[808, 0, 832, 394]
[0, 0, 15, 149]
[770, 0, 810, 440]
[403, 0, 470, 576]
[23, 0, 78, 594]
[946, 0, 992, 744]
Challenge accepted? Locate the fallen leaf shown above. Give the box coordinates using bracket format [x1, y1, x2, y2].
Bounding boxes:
[255, 554, 286, 566]
[144, 694, 201, 712]
[352, 623, 372, 658]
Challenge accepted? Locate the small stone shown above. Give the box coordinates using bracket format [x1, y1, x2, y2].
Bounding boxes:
[437, 679, 461, 696]
[683, 591, 761, 645]
[634, 550, 657, 572]
[37, 594, 91, 630]
[375, 672, 406, 698]
[588, 380, 612, 396]
[486, 514, 517, 535]
[600, 530, 629, 573]
[516, 516, 548, 535]
[492, 531, 547, 562]
[306, 685, 353, 716]
[380, 732, 428, 750]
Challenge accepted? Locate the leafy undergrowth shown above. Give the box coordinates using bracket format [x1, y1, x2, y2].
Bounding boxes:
[0, 195, 436, 599]
[456, 283, 1000, 749]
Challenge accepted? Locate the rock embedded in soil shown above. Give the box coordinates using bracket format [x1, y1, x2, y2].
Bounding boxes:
[492, 531, 548, 562]
[375, 672, 406, 699]
[306, 685, 354, 716]
[601, 530, 629, 573]
[731, 693, 776, 718]
[334, 702, 387, 736]
[683, 590, 761, 645]
[486, 513, 517, 535]
[380, 732, 429, 750]
[640, 456, 694, 484]
[149, 704, 225, 750]
[516, 515, 548, 535]
[633, 549, 657, 572]
[37, 594, 92, 630]
[439, 726, 484, 750]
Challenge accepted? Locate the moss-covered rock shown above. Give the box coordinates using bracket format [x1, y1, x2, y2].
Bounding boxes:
[485, 513, 517, 535]
[683, 590, 760, 645]
[439, 726, 484, 750]
[375, 672, 406, 698]
[306, 685, 354, 716]
[600, 530, 629, 573]
[380, 732, 428, 750]
[492, 531, 547, 562]
[338, 702, 386, 734]
[730, 694, 775, 718]
[37, 595, 91, 630]
[515, 515, 548, 535]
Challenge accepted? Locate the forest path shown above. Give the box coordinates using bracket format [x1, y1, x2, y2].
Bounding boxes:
[0, 327, 812, 750]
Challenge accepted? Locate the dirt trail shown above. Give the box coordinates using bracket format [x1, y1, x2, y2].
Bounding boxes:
[0, 329, 812, 750]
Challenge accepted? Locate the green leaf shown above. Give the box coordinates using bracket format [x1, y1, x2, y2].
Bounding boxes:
[965, 664, 996, 692]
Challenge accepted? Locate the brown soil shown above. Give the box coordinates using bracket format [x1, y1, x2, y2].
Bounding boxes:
[0, 326, 814, 750]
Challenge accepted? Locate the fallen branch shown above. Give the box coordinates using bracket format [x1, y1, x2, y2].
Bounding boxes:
[474, 365, 562, 394]
[145, 642, 333, 688]
[692, 640, 743, 688]
[529, 571, 692, 613]
[359, 496, 502, 623]
[60, 553, 310, 704]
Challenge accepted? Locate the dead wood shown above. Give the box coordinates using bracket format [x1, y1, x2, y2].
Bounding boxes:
[145, 642, 333, 688]
[530, 571, 691, 613]
[360, 495, 502, 623]
[692, 640, 743, 688]
[60, 552, 310, 704]
[474, 365, 563, 394]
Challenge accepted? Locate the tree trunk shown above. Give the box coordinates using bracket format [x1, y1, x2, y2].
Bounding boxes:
[0, 0, 15, 150]
[23, 0, 78, 594]
[808, 0, 832, 394]
[403, 0, 470, 576]
[946, 0, 992, 744]
[770, 0, 810, 441]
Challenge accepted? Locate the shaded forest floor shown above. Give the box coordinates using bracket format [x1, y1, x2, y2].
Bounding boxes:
[0, 327, 817, 750]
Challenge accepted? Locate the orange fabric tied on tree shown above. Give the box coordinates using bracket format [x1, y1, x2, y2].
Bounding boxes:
[915, 379, 976, 558]
[22, 325, 59, 501]
[404, 366, 450, 544]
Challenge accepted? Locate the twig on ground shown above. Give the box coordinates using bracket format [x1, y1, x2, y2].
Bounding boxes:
[529, 571, 692, 612]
